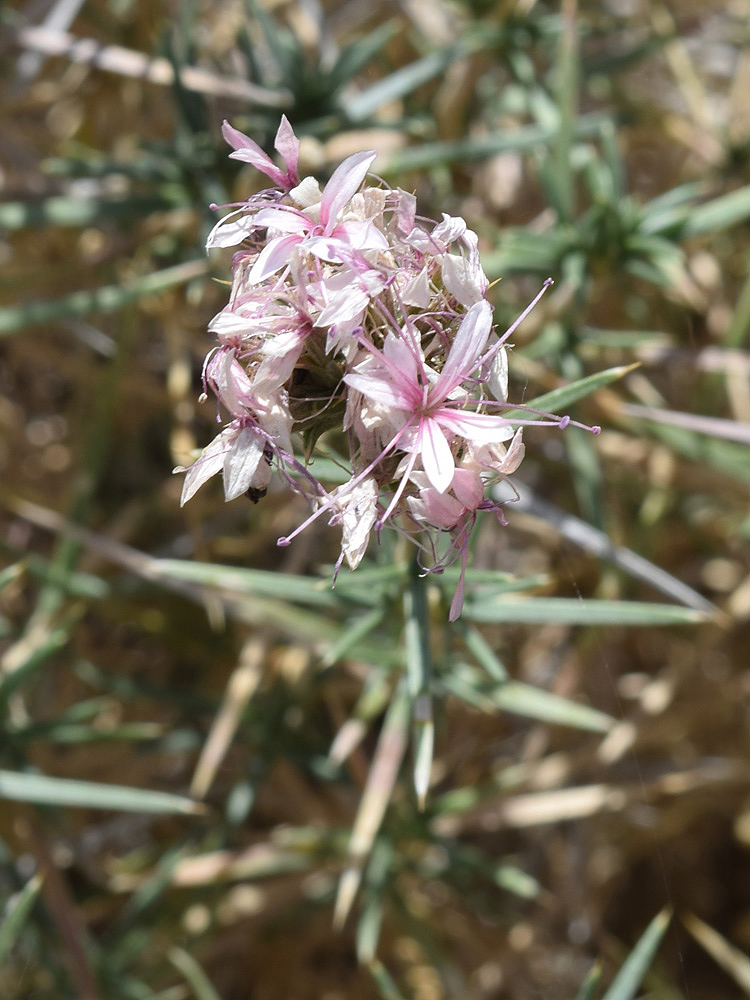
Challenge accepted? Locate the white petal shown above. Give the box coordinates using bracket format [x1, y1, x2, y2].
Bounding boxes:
[178, 430, 231, 504]
[487, 346, 509, 401]
[340, 477, 378, 570]
[223, 427, 265, 501]
[401, 268, 431, 308]
[420, 418, 455, 493]
[206, 210, 255, 249]
[441, 252, 486, 307]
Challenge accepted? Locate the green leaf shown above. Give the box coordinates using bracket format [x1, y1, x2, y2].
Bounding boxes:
[0, 875, 43, 966]
[346, 36, 481, 122]
[463, 597, 709, 626]
[493, 864, 541, 899]
[0, 769, 204, 815]
[380, 113, 611, 175]
[0, 546, 109, 599]
[724, 269, 750, 348]
[574, 962, 603, 1000]
[0, 623, 73, 702]
[0, 562, 24, 591]
[446, 569, 550, 593]
[168, 947, 223, 1000]
[0, 195, 183, 231]
[547, 4, 579, 222]
[489, 681, 614, 732]
[0, 260, 208, 336]
[328, 22, 397, 94]
[506, 364, 637, 420]
[455, 621, 509, 682]
[601, 908, 671, 1000]
[18, 722, 163, 744]
[153, 559, 340, 607]
[442, 669, 614, 732]
[366, 959, 409, 1000]
[482, 227, 574, 277]
[321, 607, 385, 668]
[679, 185, 750, 238]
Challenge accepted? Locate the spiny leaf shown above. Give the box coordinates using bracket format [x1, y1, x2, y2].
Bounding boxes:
[508, 363, 638, 419]
[601, 908, 671, 1000]
[168, 947, 223, 1000]
[463, 597, 710, 626]
[0, 260, 209, 335]
[0, 876, 43, 966]
[0, 769, 204, 815]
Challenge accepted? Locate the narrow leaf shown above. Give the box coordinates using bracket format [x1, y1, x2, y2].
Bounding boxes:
[464, 597, 709, 626]
[601, 908, 671, 1000]
[0, 769, 204, 815]
[0, 194, 180, 231]
[346, 37, 480, 122]
[505, 364, 638, 420]
[490, 681, 614, 733]
[0, 260, 208, 336]
[168, 947, 223, 1000]
[154, 558, 339, 607]
[0, 875, 43, 966]
[680, 185, 750, 237]
[574, 963, 603, 1000]
[380, 114, 611, 175]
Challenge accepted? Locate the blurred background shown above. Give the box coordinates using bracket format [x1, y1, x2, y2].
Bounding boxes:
[1, 0, 750, 997]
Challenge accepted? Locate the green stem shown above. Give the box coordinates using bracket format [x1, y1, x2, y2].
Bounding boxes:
[403, 554, 434, 809]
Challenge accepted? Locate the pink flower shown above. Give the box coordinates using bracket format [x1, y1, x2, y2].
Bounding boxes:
[179, 117, 602, 619]
[222, 116, 300, 191]
[176, 413, 275, 505]
[344, 301, 514, 497]
[246, 149, 386, 283]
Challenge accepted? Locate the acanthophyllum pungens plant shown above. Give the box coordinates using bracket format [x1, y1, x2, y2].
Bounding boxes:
[175, 121, 688, 971]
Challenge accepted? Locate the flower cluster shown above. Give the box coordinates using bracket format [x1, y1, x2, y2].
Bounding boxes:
[177, 117, 599, 618]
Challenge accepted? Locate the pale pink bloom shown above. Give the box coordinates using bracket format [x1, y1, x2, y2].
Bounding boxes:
[205, 349, 293, 452]
[407, 467, 484, 530]
[253, 328, 309, 391]
[337, 477, 380, 571]
[400, 267, 432, 308]
[205, 207, 260, 250]
[179, 117, 603, 618]
[176, 421, 273, 504]
[247, 150, 386, 283]
[222, 116, 300, 191]
[344, 300, 514, 495]
[440, 229, 487, 307]
[470, 427, 526, 475]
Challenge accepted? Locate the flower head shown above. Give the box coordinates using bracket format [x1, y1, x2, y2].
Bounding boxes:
[177, 118, 600, 617]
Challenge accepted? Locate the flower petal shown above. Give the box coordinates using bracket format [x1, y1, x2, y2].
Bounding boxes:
[274, 115, 300, 185]
[223, 120, 290, 189]
[177, 431, 229, 505]
[223, 426, 266, 501]
[206, 208, 256, 249]
[420, 417, 455, 493]
[344, 371, 413, 410]
[436, 408, 514, 444]
[252, 206, 309, 235]
[320, 150, 377, 230]
[433, 300, 492, 401]
[248, 234, 301, 284]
